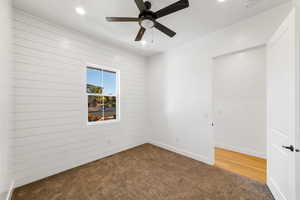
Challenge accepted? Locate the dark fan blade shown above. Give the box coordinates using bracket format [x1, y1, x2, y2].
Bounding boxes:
[155, 0, 189, 19]
[106, 17, 140, 22]
[135, 27, 146, 41]
[154, 22, 176, 37]
[135, 0, 146, 11]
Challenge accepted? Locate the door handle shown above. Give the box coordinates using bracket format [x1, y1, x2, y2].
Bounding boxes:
[282, 145, 294, 152]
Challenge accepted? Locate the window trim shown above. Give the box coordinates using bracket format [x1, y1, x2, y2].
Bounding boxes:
[85, 63, 120, 126]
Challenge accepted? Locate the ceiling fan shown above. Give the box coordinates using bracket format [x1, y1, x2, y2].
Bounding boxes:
[106, 0, 190, 41]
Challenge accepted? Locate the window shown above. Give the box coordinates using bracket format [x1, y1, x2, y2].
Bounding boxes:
[86, 65, 119, 124]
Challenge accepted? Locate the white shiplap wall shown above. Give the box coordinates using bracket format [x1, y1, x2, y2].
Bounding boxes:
[12, 10, 148, 187]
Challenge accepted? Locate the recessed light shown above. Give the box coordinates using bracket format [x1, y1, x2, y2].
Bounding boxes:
[141, 40, 147, 46]
[218, 0, 226, 2]
[76, 6, 86, 15]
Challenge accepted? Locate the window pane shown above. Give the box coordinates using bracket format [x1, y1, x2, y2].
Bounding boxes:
[88, 96, 104, 122]
[103, 70, 117, 96]
[86, 67, 103, 94]
[103, 96, 117, 121]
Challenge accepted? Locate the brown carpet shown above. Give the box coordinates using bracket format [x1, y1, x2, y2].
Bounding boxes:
[12, 144, 274, 200]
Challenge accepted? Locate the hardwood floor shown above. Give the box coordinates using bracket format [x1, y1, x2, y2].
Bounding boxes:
[214, 147, 267, 183]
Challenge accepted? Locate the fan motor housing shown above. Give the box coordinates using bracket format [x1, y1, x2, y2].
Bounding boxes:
[139, 10, 157, 19]
[138, 1, 157, 20]
[145, 1, 152, 10]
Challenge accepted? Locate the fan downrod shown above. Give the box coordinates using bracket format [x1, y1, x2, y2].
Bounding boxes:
[144, 1, 152, 10]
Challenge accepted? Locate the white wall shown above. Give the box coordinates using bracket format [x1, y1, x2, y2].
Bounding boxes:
[147, 3, 291, 165]
[12, 10, 148, 187]
[0, 0, 12, 199]
[213, 46, 266, 158]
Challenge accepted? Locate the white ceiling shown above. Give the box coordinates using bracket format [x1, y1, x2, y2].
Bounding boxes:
[13, 0, 290, 56]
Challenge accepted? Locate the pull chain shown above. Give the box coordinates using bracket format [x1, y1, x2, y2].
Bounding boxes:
[151, 28, 154, 44]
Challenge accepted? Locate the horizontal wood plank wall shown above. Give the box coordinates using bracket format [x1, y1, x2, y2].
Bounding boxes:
[12, 10, 148, 187]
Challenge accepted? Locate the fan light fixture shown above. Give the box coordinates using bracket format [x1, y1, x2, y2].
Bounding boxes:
[140, 19, 155, 29]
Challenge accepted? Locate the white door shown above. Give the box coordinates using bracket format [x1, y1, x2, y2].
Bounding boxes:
[267, 10, 297, 200]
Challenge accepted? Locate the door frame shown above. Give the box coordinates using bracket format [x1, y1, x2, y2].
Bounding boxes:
[211, 44, 267, 165]
[295, 5, 300, 200]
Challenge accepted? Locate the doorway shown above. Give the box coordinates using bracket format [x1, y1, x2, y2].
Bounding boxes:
[212, 46, 267, 183]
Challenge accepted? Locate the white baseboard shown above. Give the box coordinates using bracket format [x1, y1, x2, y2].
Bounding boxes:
[6, 181, 14, 200]
[15, 140, 147, 187]
[149, 141, 214, 165]
[215, 143, 266, 159]
[15, 140, 214, 188]
[99, 141, 147, 162]
[267, 177, 284, 200]
[0, 181, 14, 200]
